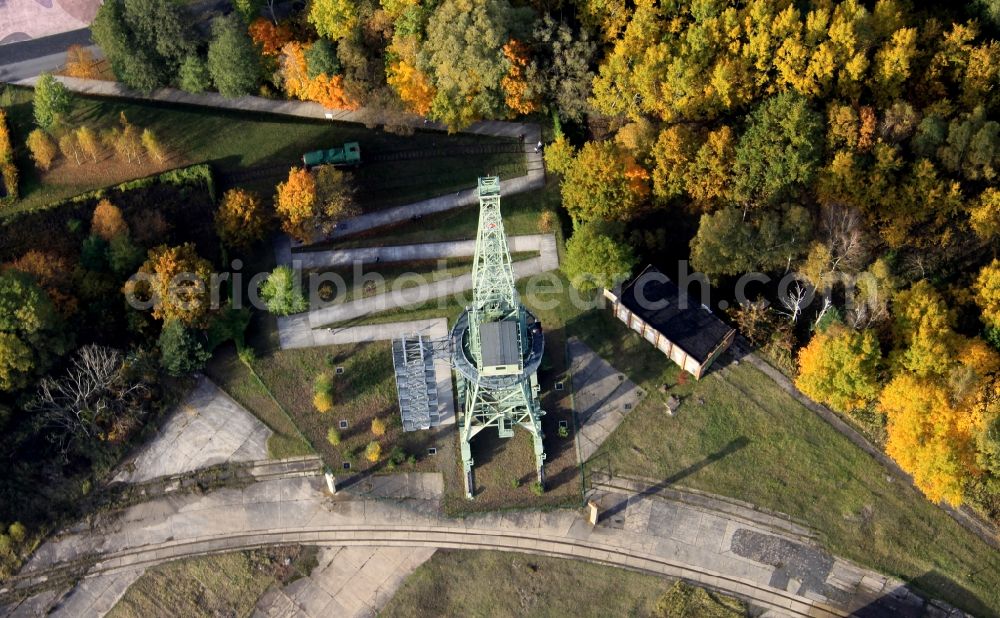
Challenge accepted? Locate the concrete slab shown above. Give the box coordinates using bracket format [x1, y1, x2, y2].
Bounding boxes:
[114, 377, 272, 484]
[568, 338, 645, 463]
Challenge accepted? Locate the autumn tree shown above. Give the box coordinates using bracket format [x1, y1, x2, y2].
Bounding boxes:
[561, 140, 648, 224]
[308, 0, 358, 41]
[0, 271, 67, 392]
[419, 0, 533, 129]
[249, 17, 293, 57]
[76, 125, 101, 162]
[562, 222, 637, 292]
[500, 39, 539, 115]
[970, 188, 1000, 241]
[796, 324, 881, 414]
[275, 167, 318, 243]
[26, 130, 57, 171]
[651, 125, 700, 202]
[892, 281, 957, 378]
[124, 243, 215, 327]
[58, 133, 81, 166]
[686, 126, 736, 209]
[975, 260, 1000, 331]
[5, 250, 78, 316]
[33, 74, 71, 130]
[215, 188, 269, 249]
[91, 199, 129, 241]
[281, 42, 357, 110]
[64, 45, 99, 79]
[141, 128, 166, 162]
[207, 15, 259, 98]
[880, 373, 980, 506]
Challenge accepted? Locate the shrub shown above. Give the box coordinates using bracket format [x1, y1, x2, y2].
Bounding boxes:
[365, 441, 381, 462]
[531, 482, 544, 496]
[388, 446, 406, 465]
[326, 426, 341, 445]
[557, 425, 569, 438]
[314, 372, 333, 395]
[7, 522, 25, 544]
[371, 417, 386, 437]
[538, 210, 556, 233]
[238, 346, 256, 366]
[313, 390, 333, 413]
[179, 55, 212, 93]
[511, 478, 521, 488]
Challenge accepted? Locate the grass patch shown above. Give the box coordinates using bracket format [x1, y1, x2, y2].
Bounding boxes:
[572, 308, 1000, 616]
[204, 347, 312, 459]
[246, 342, 446, 474]
[381, 550, 746, 617]
[0, 86, 521, 215]
[108, 546, 317, 618]
[333, 180, 564, 249]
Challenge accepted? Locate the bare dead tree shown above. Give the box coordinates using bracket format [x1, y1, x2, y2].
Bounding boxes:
[813, 296, 833, 328]
[778, 281, 809, 323]
[821, 203, 867, 274]
[28, 346, 148, 460]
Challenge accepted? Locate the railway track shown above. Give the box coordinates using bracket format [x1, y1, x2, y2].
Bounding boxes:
[2, 523, 846, 618]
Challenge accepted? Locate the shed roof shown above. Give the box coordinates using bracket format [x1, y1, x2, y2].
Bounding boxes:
[618, 266, 734, 364]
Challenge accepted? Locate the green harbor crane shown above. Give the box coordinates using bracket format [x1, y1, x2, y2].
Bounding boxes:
[450, 176, 547, 499]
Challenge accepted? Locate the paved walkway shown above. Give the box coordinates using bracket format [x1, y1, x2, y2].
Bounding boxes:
[112, 377, 272, 484]
[4, 472, 952, 618]
[568, 338, 646, 463]
[290, 235, 549, 269]
[275, 234, 558, 345]
[253, 546, 435, 618]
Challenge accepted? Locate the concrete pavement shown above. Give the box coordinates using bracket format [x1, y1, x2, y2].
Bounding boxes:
[112, 377, 272, 484]
[290, 234, 550, 270]
[568, 338, 646, 463]
[4, 471, 951, 618]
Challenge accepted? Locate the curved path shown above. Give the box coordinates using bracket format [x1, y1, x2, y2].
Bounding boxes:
[3, 473, 938, 618]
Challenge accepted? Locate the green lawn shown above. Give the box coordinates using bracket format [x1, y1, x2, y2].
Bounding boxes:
[381, 550, 746, 618]
[108, 546, 317, 618]
[572, 309, 1000, 616]
[0, 86, 522, 215]
[331, 180, 565, 249]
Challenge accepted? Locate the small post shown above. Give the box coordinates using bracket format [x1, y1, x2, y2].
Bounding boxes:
[324, 467, 337, 495]
[587, 499, 600, 526]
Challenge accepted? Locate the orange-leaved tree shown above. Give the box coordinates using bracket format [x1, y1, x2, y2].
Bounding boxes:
[26, 129, 57, 171]
[501, 39, 539, 115]
[275, 167, 318, 243]
[281, 42, 357, 110]
[4, 250, 78, 316]
[248, 17, 293, 56]
[123, 243, 215, 327]
[795, 324, 881, 414]
[91, 199, 129, 241]
[215, 188, 270, 249]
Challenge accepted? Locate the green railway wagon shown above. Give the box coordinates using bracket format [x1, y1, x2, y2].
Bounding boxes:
[302, 142, 362, 168]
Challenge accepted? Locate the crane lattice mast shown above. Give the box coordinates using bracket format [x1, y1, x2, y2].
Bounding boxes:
[450, 177, 547, 499]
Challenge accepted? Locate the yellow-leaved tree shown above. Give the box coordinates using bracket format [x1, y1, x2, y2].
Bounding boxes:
[975, 259, 1000, 331]
[91, 199, 129, 241]
[215, 188, 269, 250]
[795, 324, 881, 414]
[123, 244, 215, 327]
